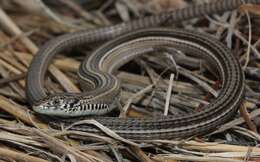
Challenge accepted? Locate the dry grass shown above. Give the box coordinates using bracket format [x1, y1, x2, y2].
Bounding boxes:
[0, 0, 260, 161]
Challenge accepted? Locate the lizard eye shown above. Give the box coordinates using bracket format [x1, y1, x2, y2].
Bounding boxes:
[73, 98, 80, 103]
[53, 99, 60, 105]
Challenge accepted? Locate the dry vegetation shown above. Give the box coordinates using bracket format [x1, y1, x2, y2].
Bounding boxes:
[0, 0, 260, 161]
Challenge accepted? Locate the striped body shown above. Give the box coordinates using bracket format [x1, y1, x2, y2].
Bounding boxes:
[26, 0, 259, 139]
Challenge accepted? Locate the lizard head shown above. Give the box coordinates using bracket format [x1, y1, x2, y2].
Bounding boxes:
[33, 95, 84, 117]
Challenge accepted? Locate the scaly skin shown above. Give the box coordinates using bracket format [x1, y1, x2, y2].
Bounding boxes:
[26, 0, 259, 139]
